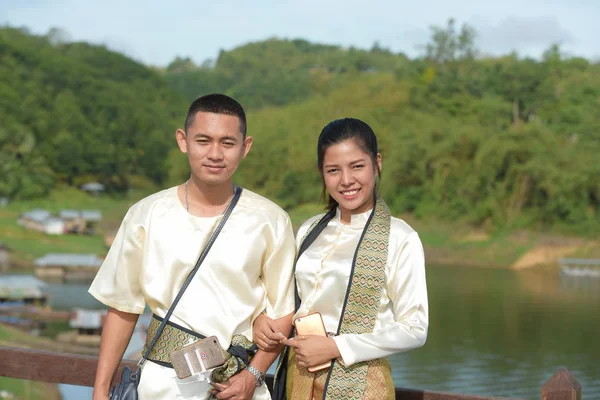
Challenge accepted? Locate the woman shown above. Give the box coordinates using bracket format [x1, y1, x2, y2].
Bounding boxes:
[254, 118, 429, 399]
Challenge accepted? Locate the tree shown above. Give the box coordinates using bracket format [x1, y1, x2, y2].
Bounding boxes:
[424, 18, 477, 64]
[0, 125, 54, 199]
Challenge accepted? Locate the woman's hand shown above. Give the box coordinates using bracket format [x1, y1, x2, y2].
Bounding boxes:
[279, 335, 341, 368]
[252, 313, 282, 351]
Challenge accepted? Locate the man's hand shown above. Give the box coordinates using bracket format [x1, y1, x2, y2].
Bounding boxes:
[212, 369, 257, 400]
[252, 313, 281, 352]
[280, 335, 340, 368]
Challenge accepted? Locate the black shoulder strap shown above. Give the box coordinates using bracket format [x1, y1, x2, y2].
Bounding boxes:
[293, 208, 336, 311]
[139, 185, 243, 366]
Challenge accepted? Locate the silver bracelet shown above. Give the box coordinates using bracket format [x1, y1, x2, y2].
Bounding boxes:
[246, 365, 265, 387]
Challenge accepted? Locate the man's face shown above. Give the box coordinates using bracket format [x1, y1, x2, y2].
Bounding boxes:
[176, 112, 252, 187]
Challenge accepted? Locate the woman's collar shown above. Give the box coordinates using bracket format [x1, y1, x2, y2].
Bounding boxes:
[335, 206, 373, 228]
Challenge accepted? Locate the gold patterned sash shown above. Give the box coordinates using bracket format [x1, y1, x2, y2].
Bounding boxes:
[144, 314, 205, 365]
[143, 314, 257, 385]
[324, 196, 391, 399]
[285, 348, 395, 399]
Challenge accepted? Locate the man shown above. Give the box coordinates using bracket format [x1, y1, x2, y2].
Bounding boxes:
[89, 94, 295, 400]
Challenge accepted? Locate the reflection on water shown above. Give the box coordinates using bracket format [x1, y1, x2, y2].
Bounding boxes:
[45, 282, 106, 310]
[560, 274, 600, 292]
[52, 266, 600, 400]
[388, 266, 600, 399]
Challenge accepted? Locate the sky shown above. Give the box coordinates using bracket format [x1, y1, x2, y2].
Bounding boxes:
[1, 0, 598, 66]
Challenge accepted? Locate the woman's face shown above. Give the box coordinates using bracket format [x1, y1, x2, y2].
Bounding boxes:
[321, 139, 381, 223]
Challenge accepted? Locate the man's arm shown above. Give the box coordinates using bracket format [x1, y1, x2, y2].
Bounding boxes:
[213, 312, 293, 400]
[214, 214, 297, 399]
[92, 308, 139, 400]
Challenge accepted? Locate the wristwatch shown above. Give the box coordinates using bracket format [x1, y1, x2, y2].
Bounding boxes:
[246, 365, 265, 387]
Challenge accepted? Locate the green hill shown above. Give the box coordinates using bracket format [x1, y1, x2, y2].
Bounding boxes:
[0, 26, 187, 199]
[2, 20, 599, 236]
[163, 37, 408, 109]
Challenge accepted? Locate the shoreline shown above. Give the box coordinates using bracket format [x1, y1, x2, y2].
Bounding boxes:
[2, 192, 598, 273]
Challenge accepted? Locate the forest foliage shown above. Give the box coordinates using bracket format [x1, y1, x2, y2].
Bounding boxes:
[1, 20, 598, 233]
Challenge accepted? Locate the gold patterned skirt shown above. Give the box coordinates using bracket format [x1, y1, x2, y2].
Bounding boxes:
[284, 348, 395, 400]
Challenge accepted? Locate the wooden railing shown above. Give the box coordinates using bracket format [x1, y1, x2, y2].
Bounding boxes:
[0, 346, 582, 400]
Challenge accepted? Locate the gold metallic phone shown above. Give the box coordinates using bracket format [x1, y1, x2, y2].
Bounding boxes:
[169, 336, 227, 379]
[294, 312, 332, 373]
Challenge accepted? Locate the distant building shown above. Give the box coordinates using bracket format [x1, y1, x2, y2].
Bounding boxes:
[81, 210, 102, 223]
[59, 209, 102, 234]
[81, 210, 102, 234]
[19, 209, 102, 235]
[59, 209, 81, 220]
[34, 253, 104, 280]
[18, 209, 65, 235]
[70, 308, 106, 335]
[80, 182, 105, 196]
[57, 308, 106, 346]
[0, 275, 48, 306]
[44, 217, 65, 235]
[18, 209, 51, 229]
[59, 209, 85, 233]
[35, 253, 103, 268]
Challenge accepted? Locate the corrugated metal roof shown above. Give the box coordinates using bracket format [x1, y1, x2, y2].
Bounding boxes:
[56, 209, 102, 221]
[81, 210, 102, 221]
[0, 275, 47, 299]
[21, 209, 51, 223]
[59, 209, 81, 219]
[34, 253, 103, 268]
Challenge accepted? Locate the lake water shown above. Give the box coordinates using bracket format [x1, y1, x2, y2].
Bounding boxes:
[43, 265, 600, 399]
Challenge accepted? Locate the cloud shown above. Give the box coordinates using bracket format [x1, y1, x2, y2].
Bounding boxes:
[475, 16, 573, 56]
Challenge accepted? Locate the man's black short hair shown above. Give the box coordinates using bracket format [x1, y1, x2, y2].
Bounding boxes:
[184, 94, 247, 137]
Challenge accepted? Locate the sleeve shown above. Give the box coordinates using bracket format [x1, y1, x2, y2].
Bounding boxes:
[332, 231, 429, 366]
[262, 214, 297, 319]
[88, 207, 146, 314]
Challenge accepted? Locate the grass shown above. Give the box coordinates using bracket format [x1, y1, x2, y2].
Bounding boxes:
[0, 377, 61, 400]
[1, 187, 155, 265]
[2, 187, 594, 269]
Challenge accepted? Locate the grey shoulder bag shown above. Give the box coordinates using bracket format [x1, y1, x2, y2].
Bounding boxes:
[109, 186, 242, 400]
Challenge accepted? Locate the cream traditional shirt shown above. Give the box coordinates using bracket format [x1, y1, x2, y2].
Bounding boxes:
[294, 208, 428, 367]
[89, 186, 296, 400]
